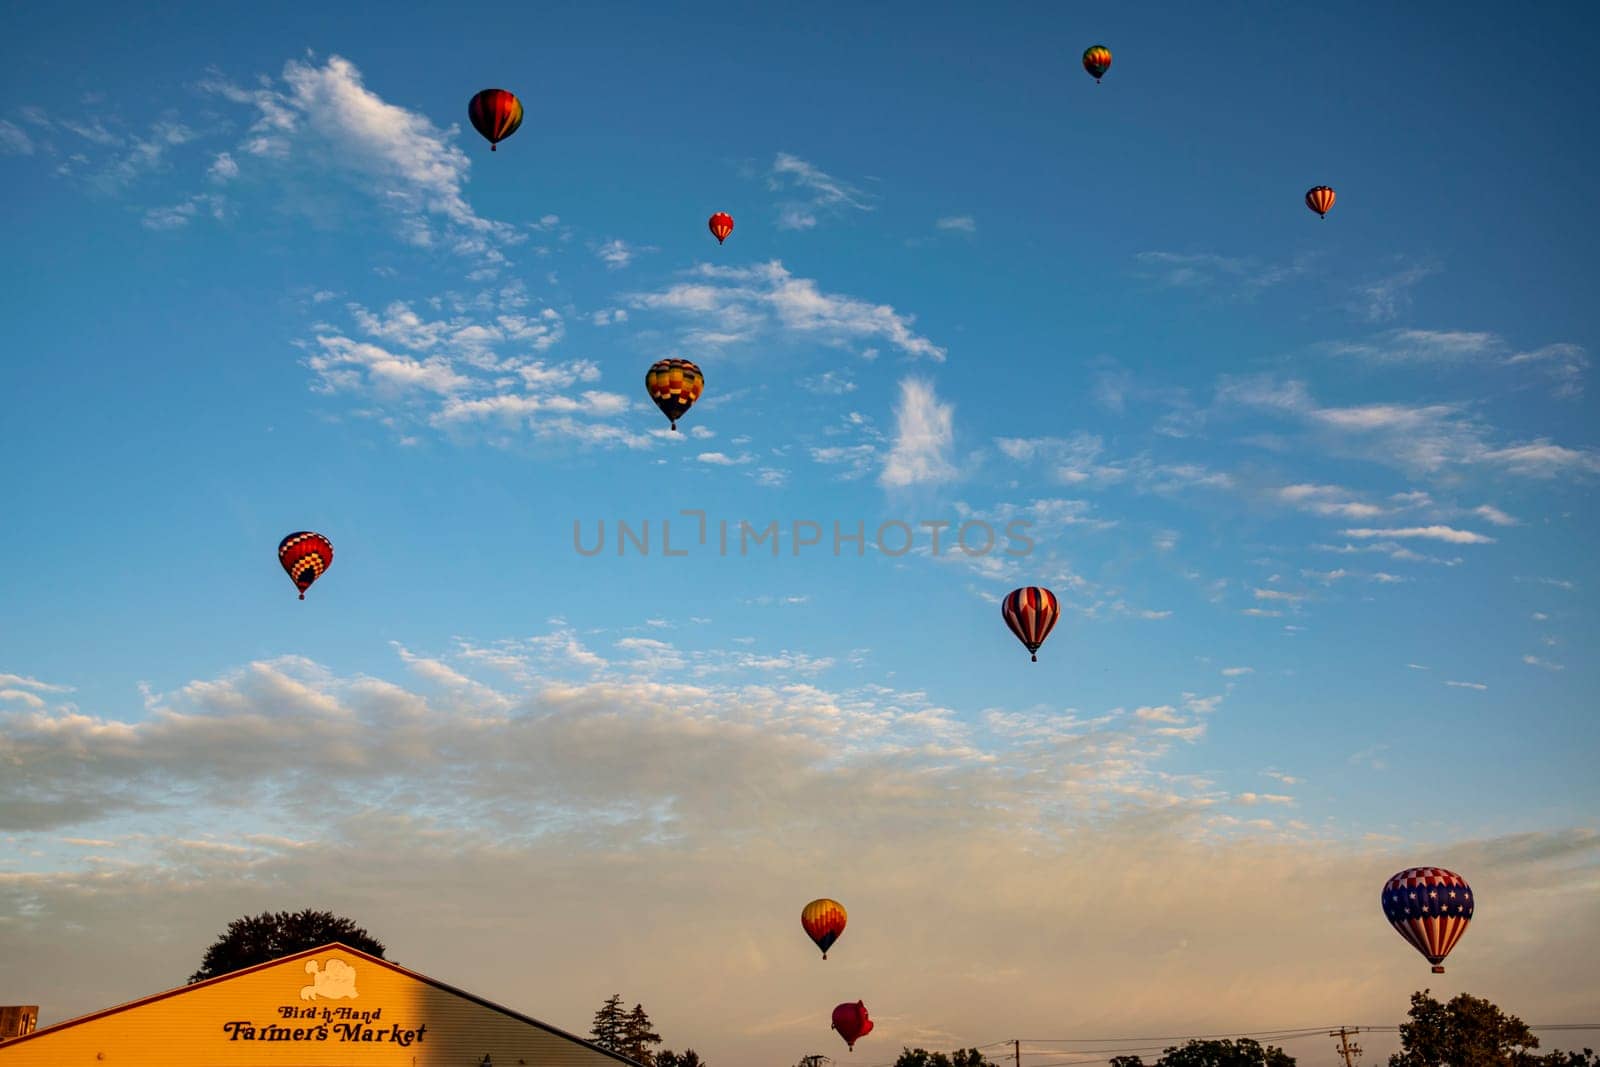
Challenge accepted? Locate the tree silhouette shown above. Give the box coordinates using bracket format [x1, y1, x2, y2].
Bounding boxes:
[622, 1002, 663, 1065]
[894, 1049, 1000, 1067]
[1104, 1039, 1294, 1067]
[591, 994, 627, 1053]
[188, 909, 386, 983]
[659, 1049, 708, 1067]
[1386, 989, 1595, 1067]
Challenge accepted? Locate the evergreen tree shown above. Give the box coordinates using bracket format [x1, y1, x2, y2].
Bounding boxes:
[660, 1049, 707, 1067]
[622, 1002, 663, 1066]
[591, 994, 627, 1053]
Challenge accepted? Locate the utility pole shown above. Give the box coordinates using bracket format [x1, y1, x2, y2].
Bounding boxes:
[1330, 1027, 1363, 1067]
[1014, 1039, 1021, 1067]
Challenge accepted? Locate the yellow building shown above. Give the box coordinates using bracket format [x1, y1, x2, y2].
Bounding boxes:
[0, 943, 642, 1067]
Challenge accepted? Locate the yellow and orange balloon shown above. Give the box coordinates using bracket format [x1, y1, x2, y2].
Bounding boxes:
[645, 358, 704, 431]
[802, 898, 847, 959]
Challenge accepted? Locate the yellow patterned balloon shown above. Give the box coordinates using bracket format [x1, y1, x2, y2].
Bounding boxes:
[645, 358, 704, 431]
[802, 898, 847, 959]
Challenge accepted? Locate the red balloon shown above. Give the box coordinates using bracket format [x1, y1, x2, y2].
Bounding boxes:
[708, 211, 734, 244]
[831, 1002, 873, 1052]
[278, 531, 333, 601]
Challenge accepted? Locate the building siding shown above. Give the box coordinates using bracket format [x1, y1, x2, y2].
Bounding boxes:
[0, 945, 639, 1067]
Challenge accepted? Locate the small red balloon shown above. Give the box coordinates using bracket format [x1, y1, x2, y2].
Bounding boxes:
[831, 1002, 873, 1052]
[708, 211, 734, 244]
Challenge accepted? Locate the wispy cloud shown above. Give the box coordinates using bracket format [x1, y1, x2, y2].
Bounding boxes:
[197, 54, 518, 265]
[628, 260, 946, 360]
[1341, 525, 1495, 544]
[881, 378, 956, 488]
[768, 152, 874, 231]
[1444, 680, 1488, 691]
[935, 215, 976, 233]
[1349, 264, 1436, 321]
[1134, 250, 1312, 299]
[0, 119, 35, 155]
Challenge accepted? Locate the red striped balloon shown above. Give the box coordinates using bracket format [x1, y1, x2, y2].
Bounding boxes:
[1305, 185, 1336, 218]
[278, 532, 333, 601]
[708, 211, 734, 244]
[1002, 587, 1060, 662]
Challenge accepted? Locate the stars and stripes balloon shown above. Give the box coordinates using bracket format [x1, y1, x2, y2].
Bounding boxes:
[645, 358, 704, 431]
[1002, 586, 1060, 662]
[1083, 45, 1112, 82]
[831, 1002, 873, 1052]
[1381, 867, 1474, 973]
[278, 532, 333, 601]
[1305, 185, 1336, 218]
[468, 89, 523, 152]
[708, 211, 734, 244]
[801, 898, 848, 959]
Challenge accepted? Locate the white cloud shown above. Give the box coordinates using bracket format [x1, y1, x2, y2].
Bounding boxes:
[1444, 680, 1488, 691]
[1522, 655, 1564, 671]
[199, 54, 516, 261]
[1221, 667, 1254, 677]
[1472, 504, 1519, 526]
[935, 215, 976, 232]
[0, 119, 34, 155]
[1271, 483, 1386, 520]
[1341, 525, 1495, 544]
[1219, 375, 1600, 478]
[628, 261, 945, 360]
[597, 239, 651, 270]
[1134, 250, 1311, 298]
[1349, 265, 1436, 321]
[769, 152, 874, 230]
[881, 378, 955, 488]
[206, 151, 239, 182]
[1508, 343, 1589, 400]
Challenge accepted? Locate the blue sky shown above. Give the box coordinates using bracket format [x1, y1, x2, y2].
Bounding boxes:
[3, 1, 1598, 1062]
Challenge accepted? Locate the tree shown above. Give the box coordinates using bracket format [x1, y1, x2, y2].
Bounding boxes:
[1389, 990, 1542, 1067]
[1539, 1051, 1598, 1067]
[1106, 1040, 1295, 1067]
[188, 909, 386, 983]
[659, 1050, 707, 1067]
[894, 1049, 1000, 1067]
[591, 994, 627, 1053]
[622, 1002, 663, 1066]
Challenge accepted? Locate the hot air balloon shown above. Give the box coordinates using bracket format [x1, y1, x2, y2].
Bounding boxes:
[468, 89, 523, 152]
[1002, 586, 1060, 662]
[278, 531, 333, 601]
[1083, 45, 1112, 83]
[645, 358, 704, 431]
[831, 1002, 873, 1052]
[1306, 185, 1336, 218]
[1382, 867, 1473, 973]
[802, 898, 847, 959]
[709, 211, 734, 245]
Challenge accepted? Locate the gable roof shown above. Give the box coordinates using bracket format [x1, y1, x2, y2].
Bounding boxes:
[1, 942, 643, 1066]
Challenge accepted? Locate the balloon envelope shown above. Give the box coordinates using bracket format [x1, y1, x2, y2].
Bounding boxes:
[468, 89, 523, 151]
[802, 898, 847, 958]
[1002, 586, 1060, 661]
[1306, 185, 1336, 217]
[1382, 867, 1473, 973]
[709, 212, 734, 244]
[831, 1002, 873, 1051]
[278, 532, 333, 600]
[645, 358, 704, 430]
[1083, 45, 1112, 81]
